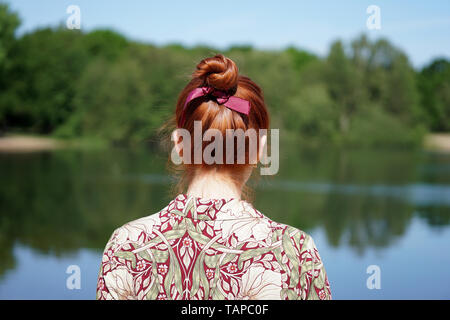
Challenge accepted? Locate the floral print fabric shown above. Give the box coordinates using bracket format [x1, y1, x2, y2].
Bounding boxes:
[96, 194, 331, 300]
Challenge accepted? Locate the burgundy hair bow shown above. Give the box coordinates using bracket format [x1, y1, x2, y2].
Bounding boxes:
[178, 86, 251, 127]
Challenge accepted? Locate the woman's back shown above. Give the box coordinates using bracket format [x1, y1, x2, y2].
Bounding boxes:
[96, 194, 331, 300]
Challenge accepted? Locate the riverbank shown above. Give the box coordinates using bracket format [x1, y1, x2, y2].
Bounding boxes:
[0, 135, 64, 152]
[1, 133, 450, 153]
[424, 133, 450, 153]
[0, 134, 114, 152]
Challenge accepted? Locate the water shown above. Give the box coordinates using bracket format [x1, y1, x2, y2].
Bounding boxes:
[0, 145, 449, 299]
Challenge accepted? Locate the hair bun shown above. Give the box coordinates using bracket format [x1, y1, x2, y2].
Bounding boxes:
[194, 54, 239, 91]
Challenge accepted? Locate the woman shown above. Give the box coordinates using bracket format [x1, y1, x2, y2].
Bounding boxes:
[96, 54, 331, 300]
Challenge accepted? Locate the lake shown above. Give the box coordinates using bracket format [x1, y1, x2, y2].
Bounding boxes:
[0, 144, 449, 299]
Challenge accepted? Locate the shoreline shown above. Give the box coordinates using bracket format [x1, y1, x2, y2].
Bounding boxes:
[0, 135, 64, 152]
[1, 133, 450, 153]
[423, 133, 450, 153]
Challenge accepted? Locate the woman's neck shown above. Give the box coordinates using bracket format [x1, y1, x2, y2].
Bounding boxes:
[186, 171, 242, 200]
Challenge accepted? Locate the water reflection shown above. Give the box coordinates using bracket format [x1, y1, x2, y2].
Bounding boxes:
[0, 146, 449, 298]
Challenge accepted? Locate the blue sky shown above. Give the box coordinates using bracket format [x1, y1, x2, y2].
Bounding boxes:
[6, 0, 450, 68]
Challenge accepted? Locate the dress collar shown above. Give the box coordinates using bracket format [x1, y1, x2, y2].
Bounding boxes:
[167, 194, 263, 221]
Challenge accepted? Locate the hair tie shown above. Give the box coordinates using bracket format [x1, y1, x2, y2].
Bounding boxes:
[178, 86, 250, 127]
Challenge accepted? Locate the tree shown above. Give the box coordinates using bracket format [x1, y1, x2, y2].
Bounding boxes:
[418, 58, 450, 131]
[0, 3, 20, 131]
[325, 40, 366, 134]
[0, 3, 19, 72]
[82, 29, 128, 61]
[60, 50, 161, 146]
[2, 27, 88, 132]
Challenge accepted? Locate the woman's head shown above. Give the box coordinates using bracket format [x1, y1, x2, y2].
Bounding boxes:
[169, 54, 270, 198]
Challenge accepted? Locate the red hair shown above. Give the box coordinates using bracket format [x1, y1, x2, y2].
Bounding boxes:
[167, 54, 270, 199]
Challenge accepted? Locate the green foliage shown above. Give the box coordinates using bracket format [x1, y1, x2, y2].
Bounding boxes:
[284, 46, 318, 72]
[82, 29, 128, 60]
[58, 52, 160, 145]
[0, 3, 448, 147]
[325, 40, 366, 134]
[0, 3, 20, 129]
[418, 59, 450, 131]
[284, 83, 338, 142]
[345, 104, 426, 148]
[1, 27, 89, 132]
[0, 3, 20, 72]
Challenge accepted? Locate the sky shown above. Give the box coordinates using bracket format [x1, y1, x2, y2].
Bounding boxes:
[5, 0, 450, 68]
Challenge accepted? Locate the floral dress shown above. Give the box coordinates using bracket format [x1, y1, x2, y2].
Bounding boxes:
[96, 194, 331, 300]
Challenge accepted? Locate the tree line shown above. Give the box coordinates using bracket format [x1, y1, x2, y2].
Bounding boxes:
[0, 4, 449, 147]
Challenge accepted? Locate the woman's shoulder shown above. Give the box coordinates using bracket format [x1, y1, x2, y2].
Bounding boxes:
[106, 211, 164, 248]
[253, 208, 324, 267]
[249, 207, 331, 300]
[252, 206, 315, 245]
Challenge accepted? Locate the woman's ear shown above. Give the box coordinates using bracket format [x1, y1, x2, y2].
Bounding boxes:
[258, 133, 267, 163]
[171, 129, 183, 158]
